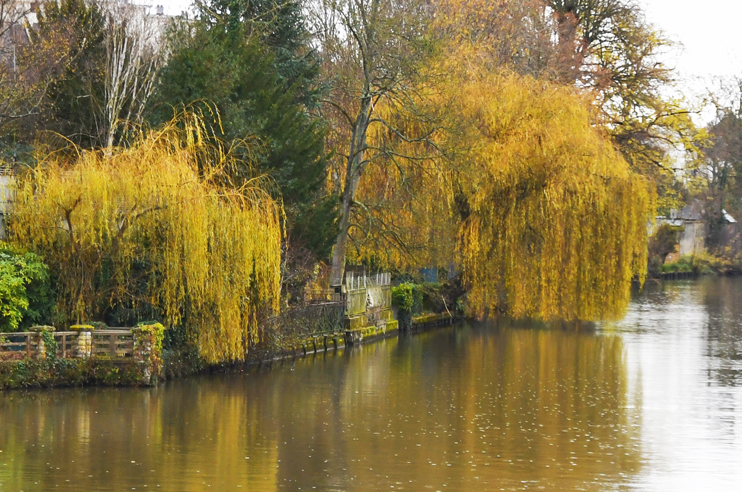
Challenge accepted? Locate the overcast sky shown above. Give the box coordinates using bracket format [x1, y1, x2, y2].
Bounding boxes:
[640, 0, 742, 108]
[156, 0, 740, 120]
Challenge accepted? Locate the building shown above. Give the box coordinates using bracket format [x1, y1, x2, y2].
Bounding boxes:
[655, 199, 738, 259]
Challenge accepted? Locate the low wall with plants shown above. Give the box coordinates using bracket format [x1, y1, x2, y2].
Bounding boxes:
[0, 323, 165, 390]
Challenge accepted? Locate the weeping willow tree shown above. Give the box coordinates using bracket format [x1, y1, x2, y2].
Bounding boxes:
[447, 69, 654, 321]
[346, 54, 653, 321]
[8, 116, 282, 363]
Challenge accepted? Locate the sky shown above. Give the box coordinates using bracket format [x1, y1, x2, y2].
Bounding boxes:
[156, 0, 741, 121]
[640, 0, 742, 114]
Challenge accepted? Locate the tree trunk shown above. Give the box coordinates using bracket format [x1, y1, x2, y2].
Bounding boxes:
[329, 94, 372, 286]
[329, 188, 354, 287]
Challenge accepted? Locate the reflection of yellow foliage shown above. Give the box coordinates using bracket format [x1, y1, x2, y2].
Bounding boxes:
[10, 116, 281, 362]
[0, 327, 641, 490]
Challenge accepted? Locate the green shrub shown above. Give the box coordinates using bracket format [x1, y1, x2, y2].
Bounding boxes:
[0, 244, 53, 332]
[659, 252, 742, 275]
[648, 224, 683, 276]
[660, 256, 693, 274]
[392, 283, 416, 311]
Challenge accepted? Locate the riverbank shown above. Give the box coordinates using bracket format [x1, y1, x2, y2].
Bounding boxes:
[655, 252, 742, 277]
[0, 323, 164, 390]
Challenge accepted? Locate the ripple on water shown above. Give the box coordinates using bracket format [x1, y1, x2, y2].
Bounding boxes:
[1, 277, 742, 491]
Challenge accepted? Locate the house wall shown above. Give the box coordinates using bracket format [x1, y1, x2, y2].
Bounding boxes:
[678, 221, 705, 256]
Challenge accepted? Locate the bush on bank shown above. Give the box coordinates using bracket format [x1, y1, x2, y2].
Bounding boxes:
[0, 244, 53, 332]
[660, 252, 742, 275]
[0, 357, 155, 389]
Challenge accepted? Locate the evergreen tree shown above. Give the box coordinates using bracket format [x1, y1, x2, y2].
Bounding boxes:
[202, 0, 322, 108]
[152, 1, 335, 260]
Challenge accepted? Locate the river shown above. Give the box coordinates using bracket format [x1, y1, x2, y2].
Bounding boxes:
[1, 277, 741, 491]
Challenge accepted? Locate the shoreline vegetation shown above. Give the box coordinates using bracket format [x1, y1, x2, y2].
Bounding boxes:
[0, 311, 451, 390]
[2, 0, 741, 389]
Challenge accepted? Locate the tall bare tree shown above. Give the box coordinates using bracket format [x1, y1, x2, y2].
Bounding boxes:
[0, 0, 34, 128]
[309, 0, 436, 286]
[101, 0, 165, 149]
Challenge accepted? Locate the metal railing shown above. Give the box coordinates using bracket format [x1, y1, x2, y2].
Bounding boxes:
[262, 302, 345, 350]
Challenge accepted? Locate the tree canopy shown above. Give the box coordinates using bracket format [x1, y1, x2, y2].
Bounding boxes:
[346, 48, 654, 320]
[9, 116, 282, 362]
[152, 0, 334, 258]
[0, 0, 715, 333]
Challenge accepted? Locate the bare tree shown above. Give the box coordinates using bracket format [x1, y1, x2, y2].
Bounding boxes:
[308, 0, 436, 286]
[0, 0, 30, 40]
[0, 0, 33, 126]
[101, 0, 165, 149]
[703, 79, 742, 248]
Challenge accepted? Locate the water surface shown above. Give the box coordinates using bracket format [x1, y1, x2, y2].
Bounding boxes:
[1, 277, 741, 491]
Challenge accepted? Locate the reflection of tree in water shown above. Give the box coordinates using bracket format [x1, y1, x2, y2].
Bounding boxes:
[0, 323, 641, 491]
[701, 276, 742, 388]
[272, 322, 643, 491]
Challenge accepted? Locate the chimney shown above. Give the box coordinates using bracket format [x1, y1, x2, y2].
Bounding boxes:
[156, 5, 164, 15]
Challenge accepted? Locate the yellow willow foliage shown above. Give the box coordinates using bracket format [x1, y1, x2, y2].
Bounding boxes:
[448, 70, 653, 321]
[346, 96, 456, 270]
[9, 119, 282, 363]
[347, 50, 653, 320]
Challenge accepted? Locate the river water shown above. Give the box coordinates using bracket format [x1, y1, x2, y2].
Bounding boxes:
[1, 277, 741, 491]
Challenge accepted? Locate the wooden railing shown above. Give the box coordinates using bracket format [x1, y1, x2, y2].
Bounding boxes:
[0, 332, 33, 359]
[90, 330, 135, 357]
[0, 329, 135, 360]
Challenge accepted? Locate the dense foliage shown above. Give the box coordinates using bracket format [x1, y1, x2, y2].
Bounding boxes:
[348, 53, 653, 320]
[0, 245, 53, 332]
[151, 0, 335, 259]
[450, 71, 652, 321]
[0, 0, 728, 334]
[8, 117, 282, 362]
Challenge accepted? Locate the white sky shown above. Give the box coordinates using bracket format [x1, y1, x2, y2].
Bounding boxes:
[155, 0, 741, 122]
[640, 0, 742, 118]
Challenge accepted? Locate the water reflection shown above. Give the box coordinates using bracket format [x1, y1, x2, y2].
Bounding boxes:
[0, 323, 638, 491]
[4, 278, 742, 491]
[700, 277, 742, 388]
[609, 277, 742, 490]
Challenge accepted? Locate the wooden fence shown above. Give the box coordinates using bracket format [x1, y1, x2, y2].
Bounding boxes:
[0, 329, 135, 361]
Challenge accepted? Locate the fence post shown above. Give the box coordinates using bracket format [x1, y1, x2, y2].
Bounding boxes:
[132, 323, 165, 385]
[70, 325, 94, 358]
[29, 326, 49, 361]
